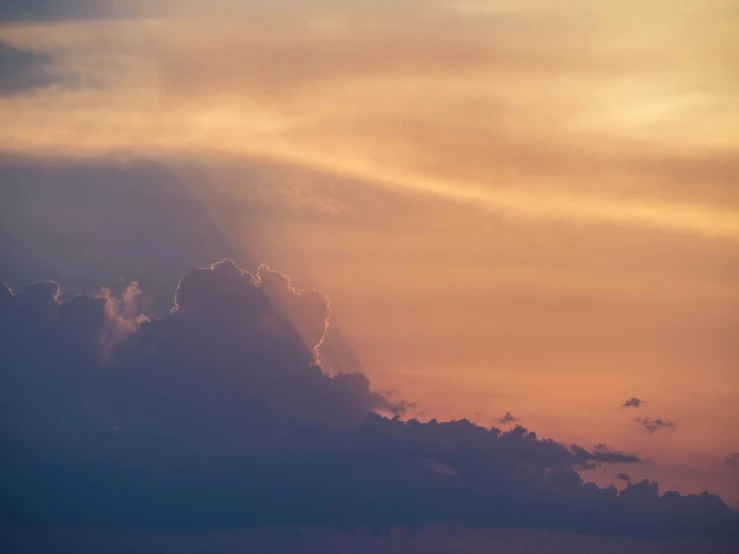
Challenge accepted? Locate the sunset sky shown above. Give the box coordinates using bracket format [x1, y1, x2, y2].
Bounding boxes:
[1, 0, 738, 551]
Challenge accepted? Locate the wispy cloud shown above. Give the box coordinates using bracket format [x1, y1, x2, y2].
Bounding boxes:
[634, 417, 676, 434]
[0, 0, 736, 239]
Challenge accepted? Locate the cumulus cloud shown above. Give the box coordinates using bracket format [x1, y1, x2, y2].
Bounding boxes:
[253, 263, 331, 360]
[633, 417, 676, 434]
[622, 397, 645, 409]
[496, 411, 519, 424]
[1, 260, 394, 453]
[0, 262, 736, 540]
[113, 259, 395, 446]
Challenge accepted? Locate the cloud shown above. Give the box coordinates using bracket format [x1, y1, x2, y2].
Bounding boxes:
[0, 262, 736, 539]
[0, 259, 395, 453]
[571, 444, 641, 465]
[496, 411, 519, 424]
[633, 417, 676, 434]
[622, 397, 645, 409]
[0, 0, 126, 22]
[616, 473, 631, 481]
[726, 453, 739, 468]
[0, 41, 58, 95]
[114, 258, 396, 445]
[253, 263, 331, 359]
[2, 5, 739, 240]
[0, 160, 240, 316]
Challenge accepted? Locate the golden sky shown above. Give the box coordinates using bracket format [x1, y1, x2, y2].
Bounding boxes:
[1, 0, 738, 501]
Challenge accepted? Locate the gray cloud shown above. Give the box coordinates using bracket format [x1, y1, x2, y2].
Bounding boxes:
[633, 417, 676, 434]
[496, 411, 520, 425]
[0, 0, 127, 22]
[622, 397, 645, 409]
[0, 41, 58, 95]
[571, 444, 641, 465]
[0, 262, 735, 540]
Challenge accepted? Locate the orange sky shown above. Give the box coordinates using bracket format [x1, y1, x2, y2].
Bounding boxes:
[1, 0, 738, 503]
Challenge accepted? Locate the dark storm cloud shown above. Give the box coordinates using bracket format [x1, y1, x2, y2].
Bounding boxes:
[496, 411, 520, 424]
[0, 259, 392, 455]
[0, 262, 736, 540]
[633, 417, 676, 434]
[622, 397, 645, 409]
[0, 41, 57, 95]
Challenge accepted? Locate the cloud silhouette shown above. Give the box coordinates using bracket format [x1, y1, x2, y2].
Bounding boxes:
[0, 262, 736, 540]
[496, 411, 520, 424]
[616, 473, 631, 481]
[633, 417, 676, 434]
[622, 397, 645, 409]
[571, 444, 641, 465]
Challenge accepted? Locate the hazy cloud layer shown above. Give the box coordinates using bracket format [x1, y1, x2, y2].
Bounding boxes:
[0, 161, 239, 315]
[0, 0, 128, 22]
[0, 41, 57, 95]
[0, 1, 737, 238]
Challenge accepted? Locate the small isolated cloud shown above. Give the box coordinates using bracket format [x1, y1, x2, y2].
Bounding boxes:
[622, 397, 645, 409]
[633, 417, 676, 434]
[616, 473, 631, 481]
[496, 411, 519, 425]
[725, 453, 739, 468]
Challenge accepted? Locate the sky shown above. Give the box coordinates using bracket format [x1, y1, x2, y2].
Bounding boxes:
[0, 0, 738, 551]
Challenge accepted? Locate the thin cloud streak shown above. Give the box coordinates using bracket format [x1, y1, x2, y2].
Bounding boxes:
[0, 2, 737, 239]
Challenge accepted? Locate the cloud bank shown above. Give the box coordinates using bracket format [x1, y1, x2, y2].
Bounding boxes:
[0, 260, 736, 539]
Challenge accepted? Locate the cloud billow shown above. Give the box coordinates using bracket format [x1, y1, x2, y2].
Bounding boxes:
[0, 260, 736, 539]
